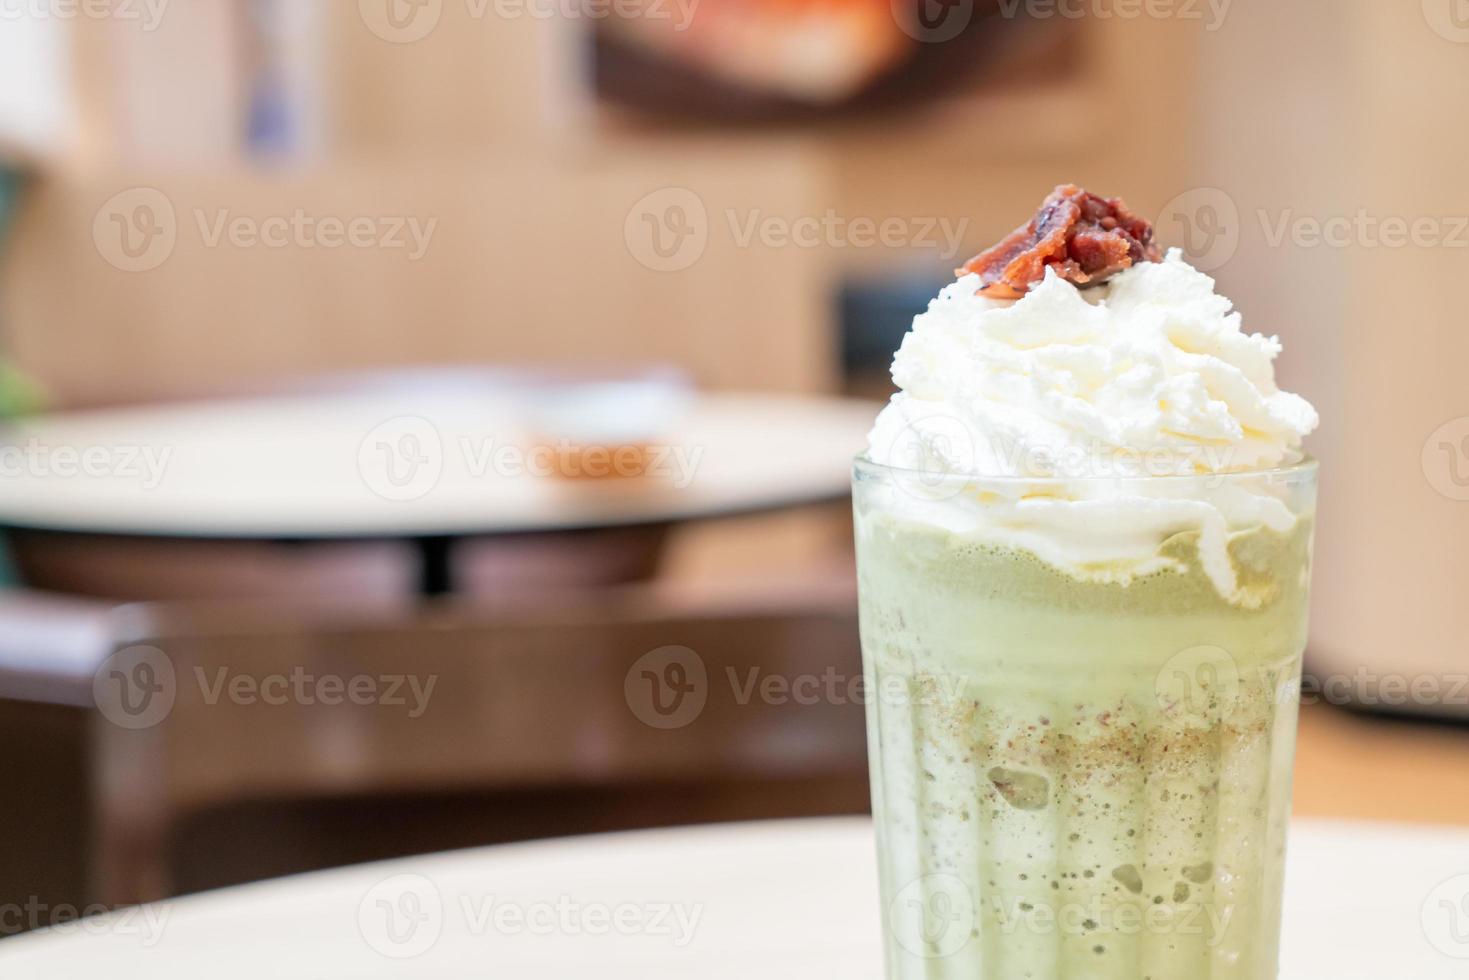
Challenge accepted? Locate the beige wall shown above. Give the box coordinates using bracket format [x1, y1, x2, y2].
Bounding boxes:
[1324, 2, 1469, 695]
[68, 0, 245, 168]
[1, 142, 836, 406]
[327, 3, 589, 154]
[13, 8, 1211, 410]
[1191, 1, 1469, 701]
[14, 7, 841, 404]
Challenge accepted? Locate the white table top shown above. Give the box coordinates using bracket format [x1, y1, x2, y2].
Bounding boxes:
[0, 390, 877, 539]
[0, 817, 1464, 978]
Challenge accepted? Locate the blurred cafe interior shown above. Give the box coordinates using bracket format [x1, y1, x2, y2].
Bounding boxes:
[1, 0, 1469, 955]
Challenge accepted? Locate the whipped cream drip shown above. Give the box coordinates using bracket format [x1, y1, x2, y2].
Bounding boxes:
[866, 249, 1318, 604]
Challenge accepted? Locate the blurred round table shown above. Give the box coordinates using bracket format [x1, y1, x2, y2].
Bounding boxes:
[0, 389, 877, 595]
[0, 817, 1464, 978]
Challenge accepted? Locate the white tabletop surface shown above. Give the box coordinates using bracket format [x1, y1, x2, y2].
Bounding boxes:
[0, 390, 877, 538]
[0, 817, 1465, 978]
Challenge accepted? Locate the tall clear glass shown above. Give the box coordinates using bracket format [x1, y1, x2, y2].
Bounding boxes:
[853, 456, 1318, 979]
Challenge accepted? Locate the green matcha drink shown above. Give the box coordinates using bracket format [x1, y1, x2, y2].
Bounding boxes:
[856, 463, 1316, 979]
[856, 187, 1321, 979]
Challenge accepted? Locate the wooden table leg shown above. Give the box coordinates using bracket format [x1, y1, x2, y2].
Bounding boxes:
[415, 536, 455, 597]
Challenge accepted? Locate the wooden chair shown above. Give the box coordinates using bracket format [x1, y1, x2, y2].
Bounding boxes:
[89, 589, 868, 906]
[0, 589, 117, 921]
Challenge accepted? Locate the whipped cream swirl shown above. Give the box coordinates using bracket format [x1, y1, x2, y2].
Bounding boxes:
[866, 249, 1319, 604]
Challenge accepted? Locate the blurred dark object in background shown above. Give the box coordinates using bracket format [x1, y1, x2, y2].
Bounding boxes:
[595, 0, 1073, 120]
[0, 167, 20, 245]
[601, 0, 920, 107]
[838, 272, 942, 397]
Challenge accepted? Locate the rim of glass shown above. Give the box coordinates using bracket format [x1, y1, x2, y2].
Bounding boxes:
[853, 452, 1318, 485]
